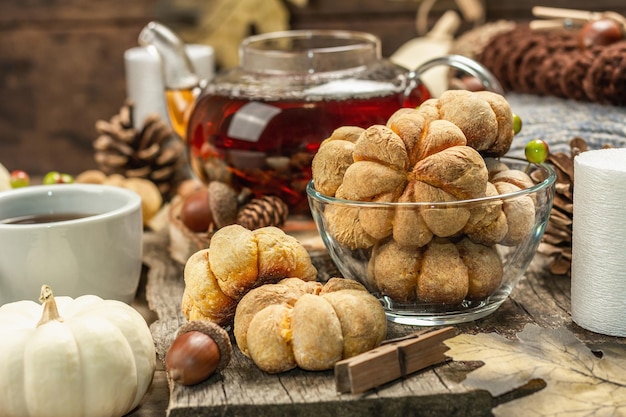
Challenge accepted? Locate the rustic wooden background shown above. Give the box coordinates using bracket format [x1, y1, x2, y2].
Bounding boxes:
[2, 0, 626, 177]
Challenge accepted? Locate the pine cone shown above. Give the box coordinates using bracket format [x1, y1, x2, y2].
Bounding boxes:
[236, 195, 289, 230]
[93, 102, 186, 200]
[532, 137, 611, 276]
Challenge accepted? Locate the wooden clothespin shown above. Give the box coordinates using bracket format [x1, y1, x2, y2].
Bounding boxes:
[530, 6, 626, 31]
[334, 327, 456, 394]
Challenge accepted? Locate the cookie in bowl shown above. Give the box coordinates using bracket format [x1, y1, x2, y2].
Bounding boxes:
[308, 90, 556, 325]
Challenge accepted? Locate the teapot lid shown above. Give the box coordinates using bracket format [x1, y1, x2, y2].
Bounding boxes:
[239, 30, 382, 74]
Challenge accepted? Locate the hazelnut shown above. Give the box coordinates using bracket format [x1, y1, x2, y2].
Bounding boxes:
[165, 320, 232, 386]
[180, 188, 212, 232]
[123, 177, 163, 224]
[179, 182, 238, 233]
[75, 169, 107, 184]
[579, 18, 623, 50]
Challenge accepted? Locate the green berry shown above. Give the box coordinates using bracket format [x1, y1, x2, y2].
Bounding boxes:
[513, 113, 522, 135]
[60, 173, 75, 184]
[10, 170, 30, 188]
[525, 139, 550, 164]
[43, 171, 61, 185]
[43, 171, 75, 185]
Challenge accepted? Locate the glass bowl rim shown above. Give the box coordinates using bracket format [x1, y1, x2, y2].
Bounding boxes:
[306, 156, 556, 208]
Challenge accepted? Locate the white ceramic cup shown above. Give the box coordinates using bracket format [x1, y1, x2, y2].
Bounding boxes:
[0, 184, 143, 305]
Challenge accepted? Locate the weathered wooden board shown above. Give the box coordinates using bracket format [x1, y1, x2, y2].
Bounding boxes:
[139, 228, 624, 417]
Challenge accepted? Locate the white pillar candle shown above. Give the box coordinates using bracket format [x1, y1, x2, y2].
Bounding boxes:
[571, 147, 626, 337]
[124, 44, 214, 130]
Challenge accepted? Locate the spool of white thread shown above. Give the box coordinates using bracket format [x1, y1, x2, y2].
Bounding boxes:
[124, 44, 214, 130]
[571, 147, 626, 337]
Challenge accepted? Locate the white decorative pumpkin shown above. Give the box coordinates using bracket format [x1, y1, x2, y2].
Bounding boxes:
[0, 285, 156, 417]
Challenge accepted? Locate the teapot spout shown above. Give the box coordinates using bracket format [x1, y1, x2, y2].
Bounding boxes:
[139, 21, 199, 140]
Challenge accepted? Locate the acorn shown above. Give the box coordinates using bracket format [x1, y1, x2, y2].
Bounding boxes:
[165, 320, 232, 386]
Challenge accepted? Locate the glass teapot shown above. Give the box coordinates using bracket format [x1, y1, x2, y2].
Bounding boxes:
[139, 22, 503, 214]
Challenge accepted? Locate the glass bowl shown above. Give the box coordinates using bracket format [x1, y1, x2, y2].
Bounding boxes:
[307, 157, 556, 325]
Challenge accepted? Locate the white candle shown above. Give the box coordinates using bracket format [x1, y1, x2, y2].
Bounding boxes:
[124, 44, 214, 130]
[571, 147, 626, 337]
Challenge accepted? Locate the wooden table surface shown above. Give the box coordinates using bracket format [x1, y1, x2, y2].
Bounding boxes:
[127, 229, 625, 417]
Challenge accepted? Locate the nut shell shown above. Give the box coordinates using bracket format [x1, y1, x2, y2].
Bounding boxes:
[166, 331, 220, 385]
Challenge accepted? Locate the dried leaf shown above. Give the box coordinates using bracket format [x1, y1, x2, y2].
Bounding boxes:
[569, 137, 588, 156]
[549, 256, 571, 275]
[537, 242, 562, 256]
[444, 324, 626, 416]
[548, 152, 575, 181]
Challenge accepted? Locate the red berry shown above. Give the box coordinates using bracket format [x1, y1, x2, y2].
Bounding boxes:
[10, 170, 30, 188]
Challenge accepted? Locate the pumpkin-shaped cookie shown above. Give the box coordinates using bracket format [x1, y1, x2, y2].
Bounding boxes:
[311, 90, 534, 251]
[311, 90, 535, 306]
[182, 225, 318, 326]
[234, 278, 387, 373]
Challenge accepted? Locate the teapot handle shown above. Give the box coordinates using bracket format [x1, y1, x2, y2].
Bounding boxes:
[409, 54, 504, 96]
